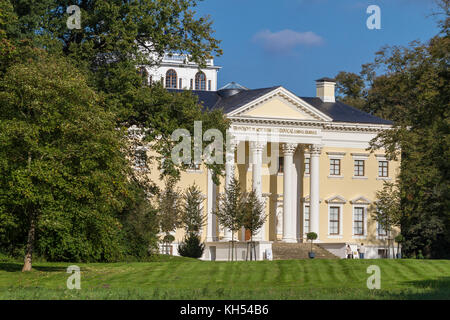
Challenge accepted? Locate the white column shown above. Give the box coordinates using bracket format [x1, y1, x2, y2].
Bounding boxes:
[293, 146, 302, 242]
[282, 143, 298, 243]
[206, 169, 217, 242]
[250, 141, 265, 241]
[309, 144, 322, 239]
[222, 141, 237, 241]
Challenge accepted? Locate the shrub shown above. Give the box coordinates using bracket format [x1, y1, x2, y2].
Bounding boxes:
[178, 232, 205, 259]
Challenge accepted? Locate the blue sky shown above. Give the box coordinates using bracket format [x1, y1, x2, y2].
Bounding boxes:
[194, 0, 442, 96]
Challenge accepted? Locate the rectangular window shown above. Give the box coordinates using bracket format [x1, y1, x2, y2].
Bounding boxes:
[278, 157, 284, 173]
[353, 207, 364, 235]
[377, 222, 387, 236]
[329, 206, 340, 235]
[179, 78, 182, 89]
[304, 205, 310, 235]
[378, 161, 389, 177]
[354, 160, 365, 176]
[330, 159, 341, 176]
[304, 157, 310, 175]
[208, 80, 211, 91]
[134, 149, 147, 169]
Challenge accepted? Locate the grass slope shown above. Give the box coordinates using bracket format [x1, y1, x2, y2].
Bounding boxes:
[1, 257, 449, 299]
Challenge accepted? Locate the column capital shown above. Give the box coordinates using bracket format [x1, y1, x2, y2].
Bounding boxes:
[281, 143, 298, 155]
[226, 140, 238, 152]
[225, 140, 238, 161]
[310, 144, 323, 155]
[250, 141, 265, 151]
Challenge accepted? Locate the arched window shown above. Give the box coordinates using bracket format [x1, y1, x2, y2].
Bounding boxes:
[165, 69, 177, 88]
[137, 67, 149, 86]
[195, 71, 206, 90]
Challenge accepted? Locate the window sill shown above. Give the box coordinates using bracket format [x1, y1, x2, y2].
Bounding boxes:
[377, 177, 391, 181]
[352, 235, 367, 239]
[327, 235, 343, 239]
[328, 175, 344, 179]
[186, 169, 203, 174]
[352, 176, 368, 180]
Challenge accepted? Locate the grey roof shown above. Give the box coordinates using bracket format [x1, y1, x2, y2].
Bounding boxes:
[299, 97, 392, 125]
[168, 86, 392, 125]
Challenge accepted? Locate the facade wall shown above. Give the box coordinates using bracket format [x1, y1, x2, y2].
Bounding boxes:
[145, 141, 400, 248]
[145, 64, 219, 91]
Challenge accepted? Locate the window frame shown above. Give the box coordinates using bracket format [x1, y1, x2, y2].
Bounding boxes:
[354, 159, 365, 177]
[195, 71, 206, 90]
[329, 206, 340, 235]
[378, 160, 389, 177]
[303, 204, 310, 236]
[329, 159, 341, 176]
[353, 206, 365, 236]
[304, 156, 310, 175]
[165, 69, 177, 89]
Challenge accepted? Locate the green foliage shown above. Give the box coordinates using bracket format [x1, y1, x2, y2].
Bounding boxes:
[215, 177, 246, 236]
[307, 232, 318, 253]
[0, 53, 132, 262]
[163, 234, 175, 244]
[177, 232, 205, 259]
[306, 232, 318, 241]
[371, 182, 402, 234]
[395, 234, 404, 243]
[181, 184, 206, 234]
[119, 184, 159, 259]
[334, 11, 449, 258]
[157, 178, 182, 238]
[0, 0, 228, 263]
[241, 190, 266, 241]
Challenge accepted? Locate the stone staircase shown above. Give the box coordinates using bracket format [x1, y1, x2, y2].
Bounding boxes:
[272, 243, 339, 260]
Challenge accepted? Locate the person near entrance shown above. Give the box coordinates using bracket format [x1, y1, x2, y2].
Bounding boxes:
[358, 243, 366, 259]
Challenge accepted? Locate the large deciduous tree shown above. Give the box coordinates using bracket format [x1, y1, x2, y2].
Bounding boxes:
[334, 4, 449, 257]
[0, 53, 131, 270]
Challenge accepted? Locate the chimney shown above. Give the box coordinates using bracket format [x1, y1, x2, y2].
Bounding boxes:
[315, 77, 336, 103]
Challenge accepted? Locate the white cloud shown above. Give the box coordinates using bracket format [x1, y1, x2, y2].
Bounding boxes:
[252, 29, 324, 54]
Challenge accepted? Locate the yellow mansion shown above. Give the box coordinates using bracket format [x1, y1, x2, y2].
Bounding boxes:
[141, 54, 399, 260]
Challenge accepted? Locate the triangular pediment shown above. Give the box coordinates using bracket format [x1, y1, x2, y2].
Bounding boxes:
[241, 96, 316, 120]
[325, 195, 347, 204]
[227, 87, 332, 122]
[350, 196, 371, 205]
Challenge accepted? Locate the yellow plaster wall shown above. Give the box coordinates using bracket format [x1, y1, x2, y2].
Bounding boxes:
[144, 143, 400, 246]
[242, 96, 314, 120]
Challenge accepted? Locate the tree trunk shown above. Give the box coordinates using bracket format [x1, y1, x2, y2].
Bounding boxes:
[22, 213, 36, 272]
[231, 232, 234, 261]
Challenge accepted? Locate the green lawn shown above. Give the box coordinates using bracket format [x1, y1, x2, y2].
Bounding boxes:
[1, 256, 449, 299]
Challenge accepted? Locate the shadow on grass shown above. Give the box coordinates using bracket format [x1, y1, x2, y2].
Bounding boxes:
[0, 263, 66, 272]
[391, 277, 450, 300]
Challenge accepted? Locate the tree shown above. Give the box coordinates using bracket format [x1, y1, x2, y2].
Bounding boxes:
[371, 182, 402, 259]
[335, 3, 449, 258]
[177, 184, 206, 258]
[181, 184, 206, 234]
[177, 232, 205, 258]
[157, 178, 182, 254]
[215, 177, 245, 261]
[334, 71, 366, 110]
[0, 53, 132, 270]
[8, 0, 229, 184]
[241, 190, 266, 260]
[306, 232, 318, 257]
